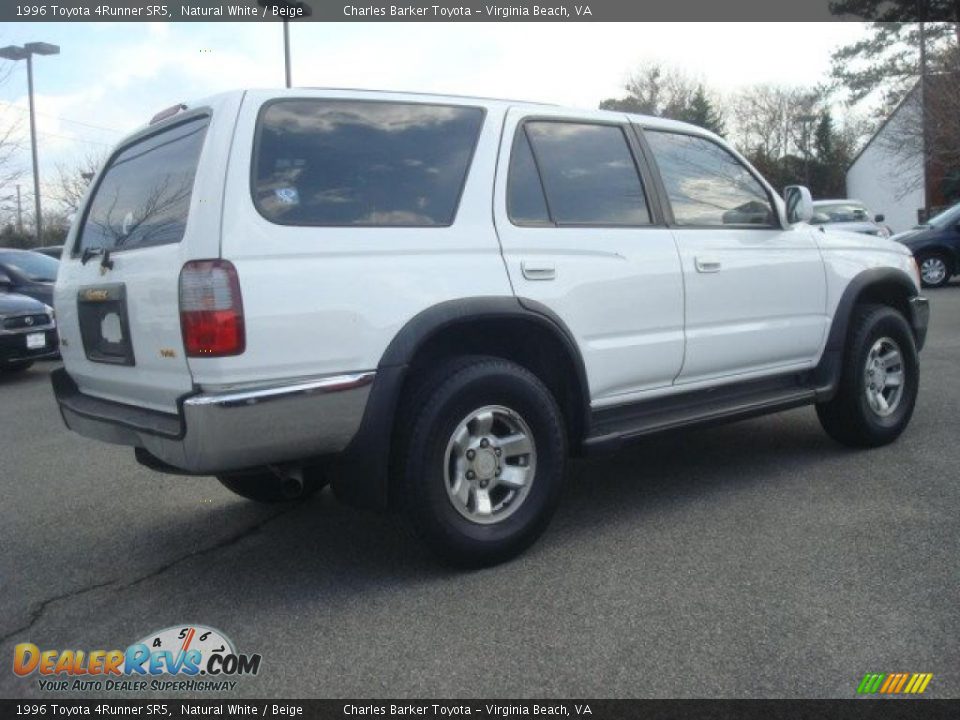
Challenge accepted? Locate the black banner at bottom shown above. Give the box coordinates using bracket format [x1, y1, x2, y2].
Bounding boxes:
[2, 700, 960, 720]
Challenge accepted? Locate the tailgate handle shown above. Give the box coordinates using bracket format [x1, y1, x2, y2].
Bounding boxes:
[521, 261, 556, 281]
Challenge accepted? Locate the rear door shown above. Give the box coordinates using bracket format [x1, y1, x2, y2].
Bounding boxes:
[54, 96, 239, 413]
[493, 108, 685, 405]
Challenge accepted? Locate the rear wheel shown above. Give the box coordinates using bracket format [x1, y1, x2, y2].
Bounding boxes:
[917, 252, 951, 288]
[397, 356, 566, 566]
[217, 466, 326, 503]
[816, 304, 919, 447]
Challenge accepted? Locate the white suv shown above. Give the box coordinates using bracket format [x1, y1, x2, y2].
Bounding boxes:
[52, 89, 929, 565]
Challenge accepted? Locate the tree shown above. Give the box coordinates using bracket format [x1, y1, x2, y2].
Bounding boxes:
[829, 10, 960, 110]
[599, 62, 699, 118]
[56, 152, 106, 217]
[679, 85, 726, 136]
[815, 110, 835, 160]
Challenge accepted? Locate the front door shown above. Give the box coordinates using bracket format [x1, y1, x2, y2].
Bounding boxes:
[640, 128, 828, 386]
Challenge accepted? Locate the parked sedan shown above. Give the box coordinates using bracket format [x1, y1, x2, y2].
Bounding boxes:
[893, 201, 960, 288]
[810, 200, 892, 238]
[0, 249, 59, 306]
[34, 245, 64, 259]
[0, 291, 58, 372]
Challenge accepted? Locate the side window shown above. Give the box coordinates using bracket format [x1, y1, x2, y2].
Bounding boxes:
[519, 121, 651, 226]
[507, 130, 550, 224]
[253, 100, 484, 227]
[644, 130, 775, 227]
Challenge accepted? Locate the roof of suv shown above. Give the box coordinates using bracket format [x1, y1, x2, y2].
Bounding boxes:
[147, 88, 720, 143]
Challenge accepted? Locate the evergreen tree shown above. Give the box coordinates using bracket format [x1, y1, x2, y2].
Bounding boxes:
[828, 2, 960, 109]
[814, 110, 835, 161]
[680, 85, 726, 136]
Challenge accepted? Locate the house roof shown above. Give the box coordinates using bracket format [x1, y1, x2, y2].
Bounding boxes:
[847, 81, 921, 171]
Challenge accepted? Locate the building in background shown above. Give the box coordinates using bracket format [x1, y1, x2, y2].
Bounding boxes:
[847, 74, 959, 234]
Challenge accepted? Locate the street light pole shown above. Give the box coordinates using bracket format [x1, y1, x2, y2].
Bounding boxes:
[25, 52, 43, 242]
[0, 42, 60, 244]
[258, 1, 311, 88]
[283, 20, 291, 88]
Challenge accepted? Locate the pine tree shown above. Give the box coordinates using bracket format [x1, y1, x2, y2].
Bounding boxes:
[814, 110, 835, 161]
[829, 1, 960, 109]
[680, 85, 726, 136]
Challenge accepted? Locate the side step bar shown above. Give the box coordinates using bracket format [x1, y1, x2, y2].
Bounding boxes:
[583, 373, 818, 455]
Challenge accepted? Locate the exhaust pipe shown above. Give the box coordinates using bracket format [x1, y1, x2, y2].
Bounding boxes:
[268, 464, 305, 500]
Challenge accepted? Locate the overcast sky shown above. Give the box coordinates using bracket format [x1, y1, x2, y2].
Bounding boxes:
[0, 21, 868, 201]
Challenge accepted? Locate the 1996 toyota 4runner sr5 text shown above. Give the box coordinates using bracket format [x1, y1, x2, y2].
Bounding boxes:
[52, 89, 929, 565]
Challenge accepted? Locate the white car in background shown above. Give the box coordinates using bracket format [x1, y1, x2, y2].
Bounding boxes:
[810, 199, 892, 238]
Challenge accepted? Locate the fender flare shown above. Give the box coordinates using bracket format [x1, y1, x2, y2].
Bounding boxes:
[815, 267, 922, 399]
[329, 296, 590, 509]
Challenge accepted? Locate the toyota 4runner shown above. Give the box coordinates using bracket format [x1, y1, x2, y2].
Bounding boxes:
[52, 89, 929, 565]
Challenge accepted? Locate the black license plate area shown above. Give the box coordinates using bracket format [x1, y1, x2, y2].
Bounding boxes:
[77, 284, 136, 366]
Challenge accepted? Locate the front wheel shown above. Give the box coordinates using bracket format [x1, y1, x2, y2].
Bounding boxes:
[917, 252, 951, 288]
[398, 356, 567, 567]
[816, 304, 919, 448]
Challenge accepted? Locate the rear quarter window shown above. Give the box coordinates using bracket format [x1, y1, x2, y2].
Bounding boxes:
[252, 99, 485, 227]
[76, 116, 209, 254]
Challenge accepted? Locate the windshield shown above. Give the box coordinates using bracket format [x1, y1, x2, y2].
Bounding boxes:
[926, 202, 960, 229]
[812, 203, 870, 224]
[0, 251, 59, 282]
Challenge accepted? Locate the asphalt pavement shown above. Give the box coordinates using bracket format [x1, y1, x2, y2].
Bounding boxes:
[2, 286, 959, 699]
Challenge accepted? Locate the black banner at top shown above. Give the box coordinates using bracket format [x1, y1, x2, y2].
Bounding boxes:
[2, 700, 960, 720]
[4, 0, 960, 22]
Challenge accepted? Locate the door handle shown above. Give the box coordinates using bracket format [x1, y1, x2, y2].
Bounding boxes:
[521, 261, 556, 281]
[695, 257, 722, 273]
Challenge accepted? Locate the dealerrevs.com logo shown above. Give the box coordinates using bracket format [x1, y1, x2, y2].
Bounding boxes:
[13, 625, 262, 693]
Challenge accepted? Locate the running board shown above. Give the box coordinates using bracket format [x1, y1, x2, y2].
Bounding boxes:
[583, 373, 817, 454]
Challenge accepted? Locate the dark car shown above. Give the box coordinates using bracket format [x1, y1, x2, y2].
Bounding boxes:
[893, 202, 960, 288]
[34, 245, 64, 259]
[0, 291, 58, 372]
[0, 249, 59, 306]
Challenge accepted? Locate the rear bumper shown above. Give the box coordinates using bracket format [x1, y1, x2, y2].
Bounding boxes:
[909, 296, 930, 351]
[51, 368, 374, 474]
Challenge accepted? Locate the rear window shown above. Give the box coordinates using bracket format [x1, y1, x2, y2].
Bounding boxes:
[76, 117, 209, 254]
[252, 99, 484, 227]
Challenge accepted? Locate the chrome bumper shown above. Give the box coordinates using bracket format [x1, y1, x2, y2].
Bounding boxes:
[51, 368, 374, 474]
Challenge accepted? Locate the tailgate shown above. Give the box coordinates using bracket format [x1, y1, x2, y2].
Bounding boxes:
[55, 99, 238, 414]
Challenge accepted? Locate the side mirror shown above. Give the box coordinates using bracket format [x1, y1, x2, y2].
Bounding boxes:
[784, 185, 814, 224]
[0, 271, 11, 289]
[875, 214, 885, 223]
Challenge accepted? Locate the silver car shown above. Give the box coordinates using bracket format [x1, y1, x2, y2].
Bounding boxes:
[810, 200, 892, 238]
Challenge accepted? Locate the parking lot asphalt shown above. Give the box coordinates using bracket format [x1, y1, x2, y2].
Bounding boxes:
[2, 286, 959, 700]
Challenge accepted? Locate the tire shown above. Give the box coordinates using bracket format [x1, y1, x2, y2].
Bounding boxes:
[397, 356, 567, 567]
[816, 304, 919, 448]
[217, 466, 326, 503]
[917, 252, 951, 288]
[2, 361, 33, 373]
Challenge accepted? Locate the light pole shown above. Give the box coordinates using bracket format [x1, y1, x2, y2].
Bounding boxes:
[258, 1, 312, 88]
[0, 42, 60, 243]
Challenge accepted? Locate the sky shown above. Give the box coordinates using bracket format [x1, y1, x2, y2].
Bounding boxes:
[0, 21, 868, 209]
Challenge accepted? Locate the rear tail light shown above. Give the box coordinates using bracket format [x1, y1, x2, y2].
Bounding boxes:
[179, 260, 245, 357]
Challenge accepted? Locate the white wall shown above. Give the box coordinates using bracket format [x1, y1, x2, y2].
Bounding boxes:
[846, 95, 925, 234]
